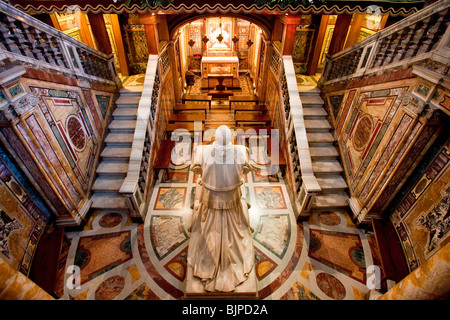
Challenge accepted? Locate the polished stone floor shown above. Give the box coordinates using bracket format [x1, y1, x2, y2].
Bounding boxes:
[54, 73, 383, 300]
[56, 160, 382, 300]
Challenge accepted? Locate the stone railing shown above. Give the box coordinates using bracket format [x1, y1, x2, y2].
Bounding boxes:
[321, 0, 450, 85]
[120, 55, 160, 221]
[0, 1, 118, 84]
[282, 56, 321, 219]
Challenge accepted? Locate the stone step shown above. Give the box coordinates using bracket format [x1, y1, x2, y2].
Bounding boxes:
[119, 87, 143, 95]
[116, 95, 141, 107]
[91, 192, 127, 210]
[300, 94, 324, 107]
[303, 107, 328, 118]
[101, 147, 131, 161]
[105, 133, 134, 146]
[96, 162, 129, 175]
[297, 86, 321, 94]
[307, 132, 335, 144]
[92, 176, 124, 192]
[108, 120, 136, 133]
[316, 175, 348, 191]
[312, 159, 344, 174]
[310, 145, 339, 159]
[113, 107, 138, 120]
[312, 191, 349, 208]
[304, 119, 332, 131]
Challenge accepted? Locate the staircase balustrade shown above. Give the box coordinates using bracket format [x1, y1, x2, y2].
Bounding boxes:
[0, 1, 117, 84]
[120, 55, 160, 221]
[281, 56, 321, 219]
[321, 0, 450, 85]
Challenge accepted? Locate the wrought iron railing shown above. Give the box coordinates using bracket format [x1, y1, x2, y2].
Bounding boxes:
[0, 1, 118, 84]
[321, 0, 450, 84]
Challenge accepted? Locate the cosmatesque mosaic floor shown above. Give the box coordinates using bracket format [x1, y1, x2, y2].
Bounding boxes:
[56, 161, 383, 300]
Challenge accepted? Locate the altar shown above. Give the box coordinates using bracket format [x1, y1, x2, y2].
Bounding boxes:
[201, 55, 239, 79]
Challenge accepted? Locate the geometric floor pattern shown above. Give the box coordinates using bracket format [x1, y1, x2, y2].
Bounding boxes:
[54, 72, 383, 300]
[57, 159, 383, 300]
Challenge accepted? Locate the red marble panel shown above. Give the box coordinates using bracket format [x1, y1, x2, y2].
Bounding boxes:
[336, 89, 356, 136]
[82, 89, 103, 136]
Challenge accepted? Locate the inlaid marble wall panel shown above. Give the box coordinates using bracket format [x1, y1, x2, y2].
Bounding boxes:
[327, 79, 444, 215]
[292, 28, 315, 74]
[26, 81, 98, 191]
[390, 139, 450, 272]
[0, 143, 50, 275]
[12, 78, 106, 223]
[189, 21, 203, 55]
[123, 23, 150, 74]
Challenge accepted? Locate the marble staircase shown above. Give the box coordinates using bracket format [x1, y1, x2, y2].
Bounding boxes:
[90, 87, 141, 211]
[299, 86, 349, 209]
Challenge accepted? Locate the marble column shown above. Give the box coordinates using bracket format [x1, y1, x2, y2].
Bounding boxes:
[377, 242, 450, 300]
[0, 257, 54, 300]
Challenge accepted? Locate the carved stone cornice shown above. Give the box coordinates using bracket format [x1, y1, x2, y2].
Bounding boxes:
[0, 92, 38, 121]
[401, 91, 427, 116]
[12, 92, 38, 116]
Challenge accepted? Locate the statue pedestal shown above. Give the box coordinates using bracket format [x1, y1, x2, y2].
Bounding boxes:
[184, 265, 258, 300]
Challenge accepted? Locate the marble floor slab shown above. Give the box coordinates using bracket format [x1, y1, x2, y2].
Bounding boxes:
[58, 160, 383, 300]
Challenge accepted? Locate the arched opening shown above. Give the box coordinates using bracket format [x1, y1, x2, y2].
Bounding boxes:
[168, 15, 269, 96]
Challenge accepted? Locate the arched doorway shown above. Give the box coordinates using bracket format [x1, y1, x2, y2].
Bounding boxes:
[168, 15, 269, 97]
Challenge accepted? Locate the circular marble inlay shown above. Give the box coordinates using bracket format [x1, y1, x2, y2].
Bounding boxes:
[99, 212, 123, 228]
[414, 178, 429, 195]
[67, 116, 86, 150]
[9, 180, 23, 197]
[94, 275, 125, 300]
[318, 211, 341, 226]
[352, 114, 373, 151]
[316, 273, 346, 300]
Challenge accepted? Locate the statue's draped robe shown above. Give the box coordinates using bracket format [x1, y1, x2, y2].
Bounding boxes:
[187, 142, 254, 292]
